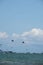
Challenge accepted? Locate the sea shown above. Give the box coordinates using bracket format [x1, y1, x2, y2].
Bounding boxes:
[0, 51, 43, 65]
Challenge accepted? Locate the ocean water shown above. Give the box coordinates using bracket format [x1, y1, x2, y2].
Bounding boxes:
[0, 52, 43, 65]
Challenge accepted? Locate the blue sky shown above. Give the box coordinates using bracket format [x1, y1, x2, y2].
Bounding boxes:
[0, 0, 43, 53]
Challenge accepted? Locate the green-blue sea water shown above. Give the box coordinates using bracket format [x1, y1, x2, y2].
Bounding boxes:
[0, 52, 43, 65]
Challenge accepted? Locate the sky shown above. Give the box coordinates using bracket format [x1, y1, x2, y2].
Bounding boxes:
[0, 0, 43, 53]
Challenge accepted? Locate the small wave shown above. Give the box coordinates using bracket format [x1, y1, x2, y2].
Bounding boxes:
[0, 61, 43, 65]
[0, 61, 33, 65]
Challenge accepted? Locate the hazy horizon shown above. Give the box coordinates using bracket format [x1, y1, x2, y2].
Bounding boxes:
[0, 0, 43, 53]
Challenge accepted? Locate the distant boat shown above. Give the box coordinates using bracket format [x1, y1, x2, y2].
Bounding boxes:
[22, 41, 24, 43]
[11, 40, 14, 42]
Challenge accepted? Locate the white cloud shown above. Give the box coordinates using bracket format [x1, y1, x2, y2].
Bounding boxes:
[12, 33, 19, 39]
[31, 28, 43, 36]
[0, 32, 9, 39]
[21, 32, 29, 37]
[12, 28, 43, 44]
[21, 28, 43, 38]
